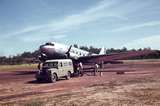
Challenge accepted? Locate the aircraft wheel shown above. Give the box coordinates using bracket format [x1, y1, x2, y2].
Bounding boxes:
[79, 71, 84, 77]
[36, 78, 43, 82]
[116, 71, 125, 74]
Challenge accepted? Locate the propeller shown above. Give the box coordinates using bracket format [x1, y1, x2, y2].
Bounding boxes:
[39, 53, 47, 62]
[66, 45, 72, 58]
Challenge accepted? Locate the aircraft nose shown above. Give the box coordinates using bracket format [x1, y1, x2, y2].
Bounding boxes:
[40, 45, 46, 53]
[40, 45, 55, 55]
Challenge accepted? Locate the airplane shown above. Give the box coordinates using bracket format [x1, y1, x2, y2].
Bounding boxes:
[39, 42, 156, 65]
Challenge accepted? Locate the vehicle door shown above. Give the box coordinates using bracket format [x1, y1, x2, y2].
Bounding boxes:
[58, 62, 64, 77]
[61, 62, 67, 76]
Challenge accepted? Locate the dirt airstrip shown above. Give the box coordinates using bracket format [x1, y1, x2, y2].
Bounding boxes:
[0, 60, 160, 106]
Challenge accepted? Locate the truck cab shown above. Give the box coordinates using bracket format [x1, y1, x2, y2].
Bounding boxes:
[36, 59, 74, 83]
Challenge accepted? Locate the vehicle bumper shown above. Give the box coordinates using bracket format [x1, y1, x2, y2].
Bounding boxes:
[35, 71, 51, 81]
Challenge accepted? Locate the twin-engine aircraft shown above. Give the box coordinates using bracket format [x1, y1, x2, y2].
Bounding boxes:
[39, 42, 155, 64]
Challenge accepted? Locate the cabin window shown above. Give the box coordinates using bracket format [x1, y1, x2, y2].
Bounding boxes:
[69, 62, 72, 66]
[43, 62, 58, 68]
[63, 62, 68, 66]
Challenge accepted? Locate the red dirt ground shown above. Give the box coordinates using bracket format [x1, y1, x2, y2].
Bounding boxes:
[0, 60, 160, 104]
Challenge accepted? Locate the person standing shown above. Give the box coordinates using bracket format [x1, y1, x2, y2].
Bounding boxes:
[99, 61, 104, 76]
[94, 63, 99, 76]
[79, 62, 84, 76]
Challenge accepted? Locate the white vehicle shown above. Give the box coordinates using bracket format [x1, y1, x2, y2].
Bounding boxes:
[36, 59, 74, 83]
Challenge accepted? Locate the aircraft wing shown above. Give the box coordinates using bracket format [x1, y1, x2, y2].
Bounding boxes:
[77, 50, 157, 64]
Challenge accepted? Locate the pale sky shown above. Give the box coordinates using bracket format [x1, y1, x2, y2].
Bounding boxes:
[0, 0, 160, 56]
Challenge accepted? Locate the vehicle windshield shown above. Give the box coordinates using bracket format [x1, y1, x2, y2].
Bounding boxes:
[43, 62, 58, 68]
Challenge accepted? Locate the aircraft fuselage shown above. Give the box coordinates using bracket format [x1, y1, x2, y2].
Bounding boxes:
[39, 42, 92, 60]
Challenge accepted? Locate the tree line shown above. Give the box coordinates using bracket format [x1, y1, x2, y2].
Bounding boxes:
[0, 45, 160, 65]
[0, 50, 39, 65]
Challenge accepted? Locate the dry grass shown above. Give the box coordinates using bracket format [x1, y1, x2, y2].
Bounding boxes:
[23, 101, 44, 106]
[123, 59, 160, 64]
[0, 64, 37, 71]
[2, 78, 160, 106]
[36, 78, 160, 106]
[1, 59, 160, 106]
[126, 88, 160, 105]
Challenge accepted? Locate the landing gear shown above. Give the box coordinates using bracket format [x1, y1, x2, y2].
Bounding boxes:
[116, 71, 125, 74]
[73, 70, 83, 77]
[73, 62, 84, 77]
[79, 70, 84, 77]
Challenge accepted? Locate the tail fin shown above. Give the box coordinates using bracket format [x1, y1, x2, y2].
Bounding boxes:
[99, 47, 106, 55]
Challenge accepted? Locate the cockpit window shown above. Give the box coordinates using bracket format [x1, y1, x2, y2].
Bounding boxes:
[45, 42, 54, 46]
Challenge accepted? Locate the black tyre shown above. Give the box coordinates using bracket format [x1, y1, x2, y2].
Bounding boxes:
[116, 71, 125, 74]
[50, 73, 58, 83]
[76, 70, 80, 77]
[36, 78, 42, 82]
[66, 71, 71, 80]
[36, 73, 42, 82]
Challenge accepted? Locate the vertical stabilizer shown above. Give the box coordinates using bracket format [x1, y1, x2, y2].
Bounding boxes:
[99, 47, 106, 55]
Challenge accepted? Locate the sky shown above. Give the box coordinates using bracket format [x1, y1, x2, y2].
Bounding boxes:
[0, 0, 160, 56]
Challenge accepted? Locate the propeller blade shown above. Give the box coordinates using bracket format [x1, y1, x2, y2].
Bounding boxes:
[66, 45, 72, 58]
[67, 45, 72, 53]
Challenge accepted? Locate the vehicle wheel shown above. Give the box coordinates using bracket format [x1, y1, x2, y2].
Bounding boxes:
[66, 71, 71, 80]
[77, 70, 80, 77]
[36, 78, 42, 82]
[50, 73, 57, 83]
[36, 73, 42, 82]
